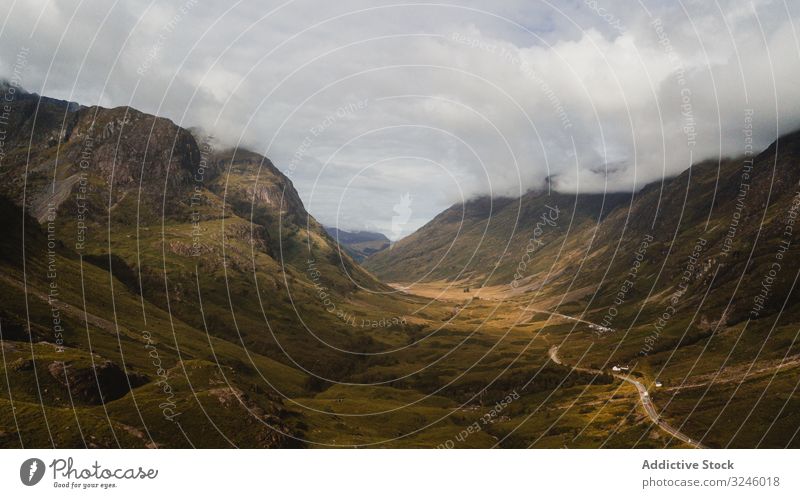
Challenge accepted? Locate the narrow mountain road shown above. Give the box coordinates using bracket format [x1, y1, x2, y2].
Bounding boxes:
[519, 306, 601, 328]
[548, 345, 706, 449]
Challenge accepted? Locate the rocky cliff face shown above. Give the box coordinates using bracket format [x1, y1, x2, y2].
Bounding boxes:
[208, 147, 306, 217]
[1, 91, 201, 221]
[0, 89, 330, 254]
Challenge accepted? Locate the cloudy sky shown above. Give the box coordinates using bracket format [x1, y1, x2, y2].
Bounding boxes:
[2, 0, 799, 238]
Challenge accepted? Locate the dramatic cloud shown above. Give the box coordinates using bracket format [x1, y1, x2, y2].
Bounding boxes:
[1, 0, 799, 237]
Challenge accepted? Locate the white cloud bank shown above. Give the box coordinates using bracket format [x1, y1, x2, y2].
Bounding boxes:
[1, 0, 798, 237]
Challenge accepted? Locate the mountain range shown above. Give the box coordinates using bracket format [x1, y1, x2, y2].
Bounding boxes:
[1, 86, 799, 448]
[324, 227, 390, 262]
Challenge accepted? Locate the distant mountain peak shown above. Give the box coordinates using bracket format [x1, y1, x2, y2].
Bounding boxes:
[324, 226, 390, 262]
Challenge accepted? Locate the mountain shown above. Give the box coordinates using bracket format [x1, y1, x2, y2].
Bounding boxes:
[369, 128, 800, 343]
[324, 227, 390, 262]
[367, 131, 800, 312]
[0, 89, 460, 448]
[365, 191, 633, 285]
[366, 130, 800, 448]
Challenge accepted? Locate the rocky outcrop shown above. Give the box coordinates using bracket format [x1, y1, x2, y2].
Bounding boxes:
[47, 360, 148, 405]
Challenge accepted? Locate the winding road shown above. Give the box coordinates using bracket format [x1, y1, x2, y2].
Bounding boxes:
[408, 282, 707, 448]
[548, 345, 706, 449]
